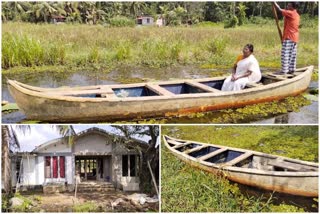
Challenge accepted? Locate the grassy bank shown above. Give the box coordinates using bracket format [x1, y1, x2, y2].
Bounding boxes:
[161, 126, 318, 212]
[2, 22, 318, 70]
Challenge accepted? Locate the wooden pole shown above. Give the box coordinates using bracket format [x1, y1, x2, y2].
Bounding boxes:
[272, 3, 283, 43]
[147, 160, 159, 197]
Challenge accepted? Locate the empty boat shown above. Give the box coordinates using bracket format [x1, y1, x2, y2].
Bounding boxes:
[7, 66, 313, 122]
[163, 135, 318, 197]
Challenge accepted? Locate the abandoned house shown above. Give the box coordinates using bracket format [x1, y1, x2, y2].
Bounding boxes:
[136, 15, 154, 26]
[11, 128, 144, 192]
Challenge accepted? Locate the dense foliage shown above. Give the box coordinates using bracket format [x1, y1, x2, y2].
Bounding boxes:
[2, 2, 318, 25]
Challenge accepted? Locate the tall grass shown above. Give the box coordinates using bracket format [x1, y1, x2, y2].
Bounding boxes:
[2, 21, 318, 69]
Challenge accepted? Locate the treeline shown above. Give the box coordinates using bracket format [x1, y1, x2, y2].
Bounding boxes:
[2, 1, 318, 26]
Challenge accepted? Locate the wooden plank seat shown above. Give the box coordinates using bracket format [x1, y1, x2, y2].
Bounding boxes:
[224, 152, 253, 166]
[198, 148, 227, 161]
[184, 145, 208, 154]
[268, 160, 299, 171]
[268, 160, 317, 172]
[266, 73, 293, 80]
[146, 84, 175, 96]
[246, 82, 263, 88]
[100, 86, 117, 98]
[173, 142, 192, 150]
[167, 139, 183, 146]
[185, 81, 221, 93]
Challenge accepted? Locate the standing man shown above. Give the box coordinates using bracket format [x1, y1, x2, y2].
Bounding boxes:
[274, 2, 300, 74]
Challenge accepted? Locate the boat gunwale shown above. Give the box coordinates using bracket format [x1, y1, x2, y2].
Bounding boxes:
[7, 66, 313, 103]
[163, 135, 319, 177]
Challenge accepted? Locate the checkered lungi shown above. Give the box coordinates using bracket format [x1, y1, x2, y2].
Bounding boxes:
[281, 40, 298, 73]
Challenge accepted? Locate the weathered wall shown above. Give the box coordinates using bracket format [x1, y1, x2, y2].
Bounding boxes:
[22, 156, 36, 185]
[74, 134, 112, 155]
[36, 140, 71, 153]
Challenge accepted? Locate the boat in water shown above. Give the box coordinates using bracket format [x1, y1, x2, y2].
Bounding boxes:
[163, 135, 318, 197]
[7, 66, 313, 122]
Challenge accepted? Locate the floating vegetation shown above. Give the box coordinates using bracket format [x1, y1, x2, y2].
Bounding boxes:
[2, 103, 19, 113]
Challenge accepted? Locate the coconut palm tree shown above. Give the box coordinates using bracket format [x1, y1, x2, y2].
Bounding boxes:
[1, 125, 30, 195]
[1, 125, 75, 195]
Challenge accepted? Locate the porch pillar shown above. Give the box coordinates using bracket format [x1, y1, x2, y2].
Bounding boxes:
[84, 159, 87, 180]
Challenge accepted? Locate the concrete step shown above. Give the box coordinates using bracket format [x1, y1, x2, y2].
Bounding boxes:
[77, 182, 115, 192]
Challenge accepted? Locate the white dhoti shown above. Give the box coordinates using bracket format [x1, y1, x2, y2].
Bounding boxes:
[222, 54, 261, 91]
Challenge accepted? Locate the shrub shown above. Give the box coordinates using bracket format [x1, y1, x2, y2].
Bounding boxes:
[206, 38, 228, 55]
[224, 16, 238, 28]
[108, 16, 135, 27]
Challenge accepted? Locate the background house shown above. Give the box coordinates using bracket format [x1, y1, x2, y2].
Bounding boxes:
[12, 127, 143, 192]
[136, 15, 154, 26]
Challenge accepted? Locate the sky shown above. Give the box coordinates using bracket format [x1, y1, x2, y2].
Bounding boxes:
[12, 125, 157, 152]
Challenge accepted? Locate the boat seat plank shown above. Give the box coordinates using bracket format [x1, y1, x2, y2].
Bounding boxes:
[172, 142, 192, 150]
[100, 86, 117, 98]
[225, 152, 253, 166]
[198, 148, 227, 161]
[265, 74, 290, 80]
[268, 160, 301, 171]
[246, 82, 263, 88]
[184, 145, 208, 154]
[166, 139, 183, 146]
[269, 160, 318, 172]
[146, 84, 175, 96]
[185, 81, 221, 93]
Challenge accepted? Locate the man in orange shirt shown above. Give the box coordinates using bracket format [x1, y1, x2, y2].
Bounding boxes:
[274, 2, 300, 74]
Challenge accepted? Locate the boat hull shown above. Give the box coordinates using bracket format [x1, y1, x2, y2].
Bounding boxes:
[163, 136, 318, 197]
[8, 66, 313, 122]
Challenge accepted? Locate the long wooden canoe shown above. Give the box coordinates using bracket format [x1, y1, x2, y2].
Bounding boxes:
[7, 66, 313, 122]
[163, 135, 318, 197]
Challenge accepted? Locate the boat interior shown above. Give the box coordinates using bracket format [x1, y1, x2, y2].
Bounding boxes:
[34, 68, 303, 98]
[165, 137, 318, 172]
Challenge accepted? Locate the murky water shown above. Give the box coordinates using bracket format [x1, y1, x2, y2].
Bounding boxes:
[2, 66, 318, 124]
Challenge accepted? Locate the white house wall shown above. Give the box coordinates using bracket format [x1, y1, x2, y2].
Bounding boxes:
[74, 134, 112, 155]
[22, 156, 36, 185]
[37, 141, 71, 153]
[66, 156, 74, 184]
[36, 156, 44, 185]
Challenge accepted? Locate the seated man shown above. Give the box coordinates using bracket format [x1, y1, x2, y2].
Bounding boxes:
[221, 44, 261, 91]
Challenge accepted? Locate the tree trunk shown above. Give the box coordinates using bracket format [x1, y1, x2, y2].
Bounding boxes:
[2, 126, 12, 195]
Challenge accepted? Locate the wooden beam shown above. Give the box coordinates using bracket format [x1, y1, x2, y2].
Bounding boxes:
[198, 148, 227, 161]
[145, 84, 175, 96]
[224, 152, 253, 166]
[184, 145, 208, 154]
[185, 81, 221, 93]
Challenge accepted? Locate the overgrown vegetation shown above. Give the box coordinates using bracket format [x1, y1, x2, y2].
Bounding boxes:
[2, 21, 318, 69]
[161, 126, 318, 212]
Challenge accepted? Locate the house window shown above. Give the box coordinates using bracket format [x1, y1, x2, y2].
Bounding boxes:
[130, 155, 136, 176]
[122, 155, 128, 176]
[122, 155, 138, 177]
[45, 156, 51, 178]
[147, 18, 150, 23]
[60, 156, 65, 178]
[44, 156, 66, 179]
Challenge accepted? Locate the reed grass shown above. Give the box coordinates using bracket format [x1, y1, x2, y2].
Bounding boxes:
[2, 21, 318, 70]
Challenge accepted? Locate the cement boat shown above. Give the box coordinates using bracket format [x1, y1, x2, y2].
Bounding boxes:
[163, 135, 318, 197]
[7, 66, 313, 122]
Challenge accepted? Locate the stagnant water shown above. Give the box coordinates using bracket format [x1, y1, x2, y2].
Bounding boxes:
[2, 65, 318, 124]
